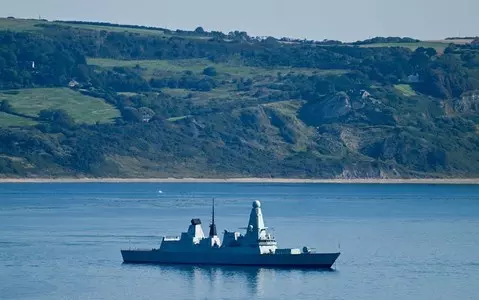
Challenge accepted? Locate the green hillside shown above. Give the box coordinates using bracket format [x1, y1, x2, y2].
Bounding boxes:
[0, 112, 36, 127]
[87, 58, 345, 77]
[0, 88, 120, 125]
[0, 18, 47, 31]
[0, 17, 478, 178]
[393, 84, 417, 97]
[360, 42, 449, 53]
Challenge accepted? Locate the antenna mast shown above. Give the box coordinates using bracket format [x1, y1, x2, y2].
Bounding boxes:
[209, 198, 217, 237]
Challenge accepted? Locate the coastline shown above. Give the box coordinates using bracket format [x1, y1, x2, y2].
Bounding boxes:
[1, 177, 479, 184]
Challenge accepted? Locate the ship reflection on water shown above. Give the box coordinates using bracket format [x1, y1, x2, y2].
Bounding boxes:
[122, 263, 336, 298]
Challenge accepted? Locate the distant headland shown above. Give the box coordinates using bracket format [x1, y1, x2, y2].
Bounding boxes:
[1, 17, 478, 180]
[1, 177, 479, 184]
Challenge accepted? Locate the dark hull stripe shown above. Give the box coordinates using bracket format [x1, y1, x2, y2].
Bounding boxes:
[122, 260, 334, 269]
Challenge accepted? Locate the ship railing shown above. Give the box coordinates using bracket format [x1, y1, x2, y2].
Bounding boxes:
[123, 248, 160, 251]
[163, 236, 181, 241]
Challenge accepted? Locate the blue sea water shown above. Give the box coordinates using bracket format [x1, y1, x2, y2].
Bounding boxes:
[0, 182, 478, 300]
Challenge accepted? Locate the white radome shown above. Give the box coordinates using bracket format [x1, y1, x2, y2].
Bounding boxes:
[253, 200, 261, 208]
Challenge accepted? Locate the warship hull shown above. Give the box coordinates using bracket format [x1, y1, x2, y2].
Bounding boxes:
[121, 250, 340, 268]
[121, 200, 341, 269]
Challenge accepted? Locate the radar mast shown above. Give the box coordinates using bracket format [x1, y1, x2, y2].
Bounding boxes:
[209, 198, 217, 237]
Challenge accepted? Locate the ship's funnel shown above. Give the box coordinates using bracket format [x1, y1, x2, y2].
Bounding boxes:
[188, 218, 205, 239]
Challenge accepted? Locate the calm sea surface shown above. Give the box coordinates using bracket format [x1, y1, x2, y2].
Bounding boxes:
[1, 183, 478, 300]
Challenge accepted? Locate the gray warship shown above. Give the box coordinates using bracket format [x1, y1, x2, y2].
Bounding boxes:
[121, 200, 340, 268]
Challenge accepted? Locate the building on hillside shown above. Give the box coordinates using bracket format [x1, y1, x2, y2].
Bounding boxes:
[360, 90, 371, 99]
[138, 107, 155, 123]
[68, 80, 80, 88]
[406, 74, 420, 83]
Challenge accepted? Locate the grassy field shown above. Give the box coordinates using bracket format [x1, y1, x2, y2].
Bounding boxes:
[87, 58, 348, 79]
[54, 22, 212, 40]
[56, 22, 167, 36]
[0, 18, 47, 32]
[0, 112, 37, 127]
[0, 17, 166, 36]
[0, 88, 120, 124]
[394, 84, 418, 97]
[360, 41, 452, 53]
[0, 18, 208, 39]
[88, 58, 205, 77]
[160, 87, 254, 106]
[166, 115, 191, 122]
[431, 39, 474, 45]
[161, 87, 233, 98]
[160, 88, 191, 97]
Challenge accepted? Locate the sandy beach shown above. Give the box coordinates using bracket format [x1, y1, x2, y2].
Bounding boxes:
[1, 177, 479, 184]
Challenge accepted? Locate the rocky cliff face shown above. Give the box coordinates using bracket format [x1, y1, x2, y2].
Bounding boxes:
[300, 90, 397, 127]
[320, 92, 352, 120]
[338, 162, 402, 179]
[455, 90, 479, 113]
[300, 92, 352, 123]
